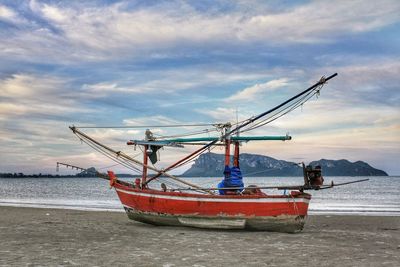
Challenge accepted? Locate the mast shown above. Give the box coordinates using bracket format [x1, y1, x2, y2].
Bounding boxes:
[224, 140, 231, 166]
[224, 124, 231, 167]
[234, 107, 240, 168]
[142, 145, 148, 187]
[233, 142, 240, 167]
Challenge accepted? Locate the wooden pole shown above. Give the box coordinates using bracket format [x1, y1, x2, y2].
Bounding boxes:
[224, 139, 231, 166]
[233, 142, 239, 167]
[142, 145, 148, 187]
[170, 178, 369, 192]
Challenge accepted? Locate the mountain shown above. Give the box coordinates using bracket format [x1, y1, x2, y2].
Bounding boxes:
[77, 167, 97, 177]
[309, 159, 388, 176]
[182, 152, 388, 177]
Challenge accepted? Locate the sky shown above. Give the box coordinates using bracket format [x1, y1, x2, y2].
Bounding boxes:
[0, 0, 399, 175]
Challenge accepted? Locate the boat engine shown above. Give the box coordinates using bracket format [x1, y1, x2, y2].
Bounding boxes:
[303, 163, 324, 188]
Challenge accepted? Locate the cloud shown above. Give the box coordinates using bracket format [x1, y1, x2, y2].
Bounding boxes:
[0, 73, 65, 97]
[196, 107, 242, 123]
[123, 115, 182, 126]
[79, 129, 140, 144]
[241, 124, 400, 174]
[122, 115, 221, 138]
[227, 78, 289, 101]
[80, 67, 273, 97]
[0, 74, 91, 119]
[0, 5, 16, 20]
[0, 5, 26, 25]
[0, 1, 399, 175]
[240, 0, 400, 43]
[1, 0, 399, 63]
[271, 103, 399, 133]
[39, 3, 68, 23]
[48, 0, 400, 47]
[0, 73, 99, 174]
[312, 58, 400, 108]
[82, 82, 141, 95]
[82, 78, 197, 96]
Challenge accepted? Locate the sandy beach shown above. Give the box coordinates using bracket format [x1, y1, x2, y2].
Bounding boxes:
[0, 206, 399, 267]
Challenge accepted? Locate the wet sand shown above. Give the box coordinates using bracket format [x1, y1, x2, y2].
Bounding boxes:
[0, 206, 399, 267]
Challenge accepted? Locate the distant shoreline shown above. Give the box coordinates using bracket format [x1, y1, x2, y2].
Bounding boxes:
[0, 173, 96, 178]
[1, 175, 398, 179]
[1, 174, 398, 178]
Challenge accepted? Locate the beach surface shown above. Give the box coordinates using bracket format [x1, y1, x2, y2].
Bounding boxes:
[0, 206, 399, 267]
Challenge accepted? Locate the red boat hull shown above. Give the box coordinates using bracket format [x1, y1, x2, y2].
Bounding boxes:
[114, 183, 311, 232]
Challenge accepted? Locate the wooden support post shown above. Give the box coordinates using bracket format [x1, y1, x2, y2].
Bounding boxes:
[233, 141, 240, 167]
[142, 145, 148, 188]
[224, 139, 231, 166]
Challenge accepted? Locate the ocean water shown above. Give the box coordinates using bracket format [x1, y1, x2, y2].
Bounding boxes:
[0, 176, 399, 216]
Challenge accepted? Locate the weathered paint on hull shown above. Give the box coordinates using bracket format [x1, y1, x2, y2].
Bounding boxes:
[114, 183, 310, 232]
[124, 207, 306, 232]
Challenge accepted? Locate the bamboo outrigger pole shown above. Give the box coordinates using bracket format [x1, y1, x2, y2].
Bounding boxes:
[169, 178, 369, 192]
[69, 126, 213, 194]
[145, 73, 338, 186]
[56, 162, 133, 186]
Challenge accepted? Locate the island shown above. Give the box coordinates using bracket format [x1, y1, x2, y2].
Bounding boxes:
[182, 152, 388, 177]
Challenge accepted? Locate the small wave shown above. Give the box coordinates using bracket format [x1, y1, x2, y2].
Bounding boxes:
[0, 200, 124, 212]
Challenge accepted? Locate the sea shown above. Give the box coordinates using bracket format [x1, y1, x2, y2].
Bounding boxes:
[0, 176, 399, 216]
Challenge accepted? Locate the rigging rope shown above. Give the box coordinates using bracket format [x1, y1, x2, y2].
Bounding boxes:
[240, 86, 321, 133]
[170, 144, 219, 170]
[97, 163, 123, 171]
[77, 136, 143, 174]
[71, 126, 212, 193]
[75, 123, 218, 129]
[144, 74, 337, 185]
[155, 127, 218, 140]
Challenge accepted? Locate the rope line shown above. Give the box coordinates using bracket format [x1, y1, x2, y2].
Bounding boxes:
[75, 123, 218, 129]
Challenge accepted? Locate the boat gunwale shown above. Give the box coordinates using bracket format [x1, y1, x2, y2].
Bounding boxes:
[114, 182, 312, 200]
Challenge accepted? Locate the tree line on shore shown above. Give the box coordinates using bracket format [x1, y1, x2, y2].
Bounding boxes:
[0, 172, 96, 178]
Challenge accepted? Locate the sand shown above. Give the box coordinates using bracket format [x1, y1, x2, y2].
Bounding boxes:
[0, 206, 399, 267]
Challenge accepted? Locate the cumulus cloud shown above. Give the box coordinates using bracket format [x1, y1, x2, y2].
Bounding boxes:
[227, 78, 289, 101]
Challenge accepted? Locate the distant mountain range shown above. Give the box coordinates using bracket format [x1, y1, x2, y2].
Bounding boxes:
[0, 153, 388, 178]
[182, 152, 388, 177]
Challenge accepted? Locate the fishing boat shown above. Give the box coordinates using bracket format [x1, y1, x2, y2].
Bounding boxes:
[63, 73, 367, 232]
